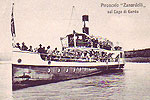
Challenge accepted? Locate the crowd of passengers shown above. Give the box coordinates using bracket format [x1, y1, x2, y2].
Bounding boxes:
[88, 39, 113, 50]
[15, 42, 51, 54]
[15, 42, 119, 62]
[51, 48, 119, 62]
[92, 39, 122, 51]
[70, 36, 122, 51]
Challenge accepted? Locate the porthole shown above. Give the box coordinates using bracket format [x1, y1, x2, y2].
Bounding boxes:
[66, 68, 69, 72]
[17, 58, 22, 63]
[48, 68, 51, 73]
[58, 68, 61, 72]
[73, 68, 76, 72]
[80, 68, 82, 71]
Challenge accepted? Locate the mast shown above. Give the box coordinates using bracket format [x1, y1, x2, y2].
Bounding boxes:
[73, 30, 76, 47]
[11, 3, 16, 47]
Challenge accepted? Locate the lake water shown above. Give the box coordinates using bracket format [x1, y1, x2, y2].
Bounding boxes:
[0, 63, 12, 100]
[12, 63, 150, 100]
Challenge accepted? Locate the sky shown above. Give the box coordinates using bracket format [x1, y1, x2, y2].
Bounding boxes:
[0, 0, 150, 52]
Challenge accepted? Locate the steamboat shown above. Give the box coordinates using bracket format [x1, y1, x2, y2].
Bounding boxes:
[11, 4, 125, 90]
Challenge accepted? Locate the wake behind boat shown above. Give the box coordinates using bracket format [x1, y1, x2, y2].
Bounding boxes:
[11, 4, 125, 90]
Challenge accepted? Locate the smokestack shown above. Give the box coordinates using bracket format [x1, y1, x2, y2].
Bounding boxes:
[82, 15, 89, 35]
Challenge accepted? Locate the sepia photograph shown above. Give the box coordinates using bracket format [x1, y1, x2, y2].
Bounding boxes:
[0, 0, 150, 100]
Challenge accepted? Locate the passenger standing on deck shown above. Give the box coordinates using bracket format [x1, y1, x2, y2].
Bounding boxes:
[42, 47, 46, 53]
[81, 51, 84, 59]
[28, 46, 33, 52]
[22, 42, 28, 51]
[46, 46, 51, 54]
[53, 47, 58, 55]
[46, 46, 52, 62]
[16, 43, 21, 49]
[38, 44, 43, 53]
[34, 47, 38, 53]
[38, 44, 47, 60]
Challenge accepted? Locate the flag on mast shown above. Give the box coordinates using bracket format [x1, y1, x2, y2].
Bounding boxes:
[11, 3, 16, 37]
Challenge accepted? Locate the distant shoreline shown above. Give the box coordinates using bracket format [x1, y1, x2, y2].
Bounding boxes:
[125, 48, 150, 63]
[125, 57, 150, 63]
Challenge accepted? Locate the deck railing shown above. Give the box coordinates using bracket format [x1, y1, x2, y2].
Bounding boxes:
[13, 50, 124, 64]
